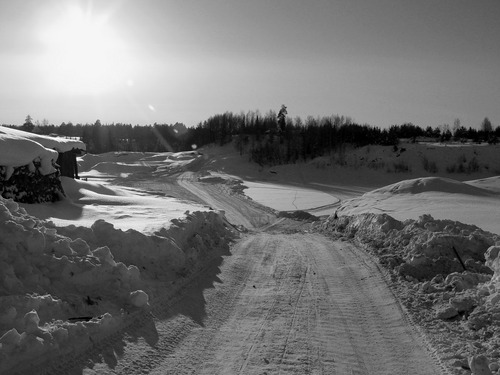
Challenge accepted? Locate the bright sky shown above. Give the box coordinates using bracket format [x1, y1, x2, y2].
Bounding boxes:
[1, 0, 499, 129]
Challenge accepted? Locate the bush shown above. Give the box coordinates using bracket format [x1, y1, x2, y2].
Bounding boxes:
[446, 156, 481, 174]
[422, 156, 438, 173]
[446, 164, 456, 173]
[467, 157, 480, 173]
[0, 165, 64, 203]
[368, 160, 386, 171]
[392, 161, 411, 173]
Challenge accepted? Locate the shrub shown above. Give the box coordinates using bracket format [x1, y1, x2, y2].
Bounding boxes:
[0, 164, 64, 203]
[467, 157, 480, 173]
[422, 156, 438, 173]
[446, 156, 481, 174]
[368, 160, 386, 171]
[392, 161, 411, 173]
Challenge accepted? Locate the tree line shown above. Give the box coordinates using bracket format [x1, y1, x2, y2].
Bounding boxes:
[17, 117, 190, 154]
[185, 108, 499, 165]
[7, 110, 500, 166]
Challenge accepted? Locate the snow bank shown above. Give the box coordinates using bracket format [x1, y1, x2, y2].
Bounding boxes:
[317, 212, 500, 373]
[318, 213, 498, 281]
[369, 177, 491, 196]
[0, 195, 234, 374]
[55, 210, 233, 281]
[467, 246, 500, 332]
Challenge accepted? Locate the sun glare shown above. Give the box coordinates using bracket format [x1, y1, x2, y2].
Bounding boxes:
[40, 6, 131, 95]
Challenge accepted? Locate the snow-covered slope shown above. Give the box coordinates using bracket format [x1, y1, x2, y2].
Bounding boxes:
[337, 176, 500, 235]
[369, 176, 491, 196]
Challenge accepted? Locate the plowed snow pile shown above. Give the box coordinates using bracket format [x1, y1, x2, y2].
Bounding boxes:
[0, 195, 234, 374]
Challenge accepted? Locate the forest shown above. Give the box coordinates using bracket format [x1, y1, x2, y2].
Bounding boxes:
[6, 108, 500, 166]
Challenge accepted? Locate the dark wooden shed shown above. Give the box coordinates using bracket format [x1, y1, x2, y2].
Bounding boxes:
[57, 148, 85, 179]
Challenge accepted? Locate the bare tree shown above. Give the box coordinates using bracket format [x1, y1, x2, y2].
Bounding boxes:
[482, 117, 493, 132]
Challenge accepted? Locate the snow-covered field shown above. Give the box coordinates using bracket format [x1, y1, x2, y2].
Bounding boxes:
[2, 138, 500, 374]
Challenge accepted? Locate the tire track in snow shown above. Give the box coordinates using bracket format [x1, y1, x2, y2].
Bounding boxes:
[45, 169, 448, 375]
[302, 235, 446, 374]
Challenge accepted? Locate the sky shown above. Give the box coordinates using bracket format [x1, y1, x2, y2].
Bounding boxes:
[0, 0, 499, 129]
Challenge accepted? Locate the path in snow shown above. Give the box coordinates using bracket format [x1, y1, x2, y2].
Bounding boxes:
[177, 171, 276, 229]
[64, 170, 446, 375]
[75, 231, 445, 375]
[151, 232, 445, 375]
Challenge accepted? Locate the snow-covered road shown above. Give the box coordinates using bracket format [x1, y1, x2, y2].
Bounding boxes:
[154, 232, 444, 375]
[78, 231, 445, 374]
[70, 170, 446, 375]
[177, 171, 276, 229]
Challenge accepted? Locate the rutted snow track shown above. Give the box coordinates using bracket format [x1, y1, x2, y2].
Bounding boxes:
[77, 232, 444, 374]
[53, 170, 446, 375]
[177, 171, 275, 229]
[169, 233, 445, 374]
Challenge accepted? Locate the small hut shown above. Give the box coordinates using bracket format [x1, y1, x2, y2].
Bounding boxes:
[57, 147, 85, 179]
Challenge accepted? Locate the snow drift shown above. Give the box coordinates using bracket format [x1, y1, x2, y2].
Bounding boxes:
[337, 176, 500, 235]
[368, 177, 492, 196]
[319, 212, 497, 281]
[0, 195, 234, 374]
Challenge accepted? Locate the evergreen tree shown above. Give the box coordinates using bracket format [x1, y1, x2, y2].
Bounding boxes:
[277, 105, 287, 133]
[22, 115, 35, 132]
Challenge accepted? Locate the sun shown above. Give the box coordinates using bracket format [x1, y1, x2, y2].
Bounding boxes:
[39, 5, 131, 95]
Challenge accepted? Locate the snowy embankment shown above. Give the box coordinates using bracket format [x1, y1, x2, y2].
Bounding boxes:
[0, 149, 235, 374]
[0, 194, 234, 374]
